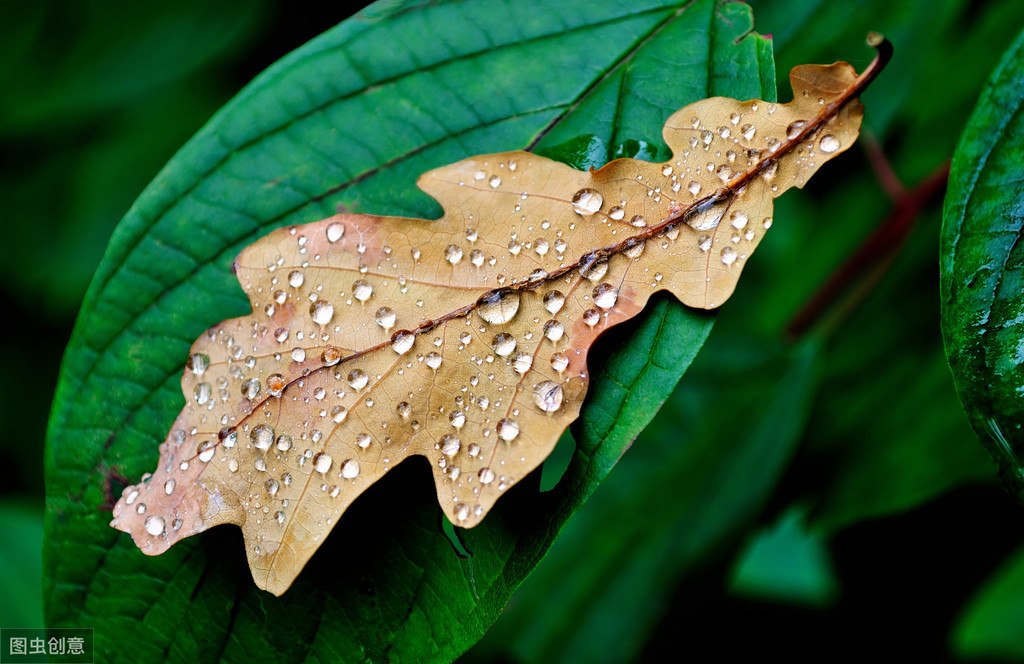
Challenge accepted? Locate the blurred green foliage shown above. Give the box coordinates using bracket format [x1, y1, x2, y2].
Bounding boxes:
[13, 0, 1024, 661]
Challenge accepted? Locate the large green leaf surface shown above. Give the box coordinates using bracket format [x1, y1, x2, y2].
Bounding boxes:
[44, 1, 774, 661]
[941, 25, 1024, 494]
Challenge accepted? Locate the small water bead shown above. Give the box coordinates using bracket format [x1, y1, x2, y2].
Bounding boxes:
[469, 249, 485, 267]
[459, 331, 472, 346]
[288, 270, 304, 288]
[241, 378, 261, 400]
[251, 425, 274, 451]
[197, 440, 215, 463]
[441, 434, 461, 457]
[276, 434, 293, 451]
[550, 353, 569, 372]
[313, 452, 333, 473]
[534, 238, 550, 256]
[730, 211, 749, 229]
[786, 120, 807, 139]
[701, 129, 714, 145]
[310, 301, 334, 326]
[228, 459, 239, 473]
[265, 478, 280, 496]
[193, 382, 212, 405]
[352, 280, 373, 302]
[497, 418, 519, 441]
[819, 134, 840, 153]
[455, 504, 470, 522]
[396, 401, 412, 420]
[478, 290, 521, 324]
[698, 235, 713, 252]
[609, 206, 625, 221]
[554, 239, 567, 253]
[534, 380, 564, 412]
[449, 411, 466, 428]
[583, 309, 600, 327]
[144, 515, 166, 536]
[489, 175, 502, 188]
[624, 239, 645, 259]
[688, 181, 701, 195]
[721, 247, 738, 265]
[492, 332, 517, 357]
[266, 374, 286, 398]
[466, 227, 478, 242]
[513, 352, 534, 374]
[741, 124, 756, 140]
[275, 328, 289, 343]
[347, 369, 368, 390]
[356, 433, 372, 449]
[543, 320, 564, 341]
[188, 353, 210, 375]
[424, 352, 443, 370]
[543, 290, 566, 314]
[136, 503, 146, 515]
[326, 222, 345, 243]
[479, 468, 496, 484]
[763, 217, 773, 230]
[592, 283, 618, 309]
[172, 518, 183, 531]
[580, 258, 608, 281]
[330, 405, 349, 424]
[444, 244, 463, 265]
[376, 307, 397, 330]
[322, 346, 343, 366]
[341, 459, 360, 479]
[468, 443, 481, 457]
[571, 188, 603, 215]
[662, 164, 673, 176]
[275, 510, 286, 524]
[164, 479, 176, 495]
[392, 331, 415, 355]
[630, 215, 647, 228]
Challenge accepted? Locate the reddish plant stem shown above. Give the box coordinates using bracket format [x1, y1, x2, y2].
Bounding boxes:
[786, 160, 951, 340]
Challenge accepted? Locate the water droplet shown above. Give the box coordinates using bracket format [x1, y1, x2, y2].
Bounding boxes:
[164, 479, 176, 495]
[534, 238, 550, 256]
[228, 459, 239, 473]
[544, 290, 566, 314]
[550, 353, 569, 372]
[356, 432, 372, 449]
[819, 134, 840, 153]
[609, 206, 625, 221]
[313, 452, 333, 473]
[265, 478, 280, 496]
[330, 405, 348, 424]
[479, 468, 496, 484]
[396, 402, 412, 419]
[376, 306, 396, 330]
[275, 510, 285, 524]
[251, 425, 274, 451]
[543, 320, 564, 341]
[698, 235, 713, 252]
[701, 129, 714, 145]
[241, 378, 261, 400]
[424, 352, 443, 370]
[583, 309, 600, 327]
[465, 227, 478, 242]
[721, 247, 738, 265]
[786, 120, 807, 139]
[352, 280, 373, 302]
[662, 164, 673, 176]
[489, 175, 502, 188]
[455, 503, 470, 522]
[478, 290, 521, 324]
[144, 515, 165, 536]
[497, 419, 519, 441]
[741, 124, 756, 140]
[276, 434, 293, 451]
[326, 222, 345, 243]
[729, 211, 748, 229]
[193, 382, 212, 405]
[347, 369, 368, 390]
[310, 301, 334, 325]
[449, 411, 466, 428]
[341, 459, 360, 479]
[197, 440, 215, 463]
[441, 434, 461, 456]
[579, 258, 608, 281]
[629, 214, 647, 228]
[444, 244, 463, 265]
[188, 353, 210, 375]
[513, 352, 533, 374]
[492, 332, 516, 357]
[592, 283, 618, 309]
[534, 380, 564, 412]
[571, 188, 603, 215]
[763, 217, 773, 229]
[392, 331, 415, 355]
[470, 249, 485, 266]
[172, 518, 183, 531]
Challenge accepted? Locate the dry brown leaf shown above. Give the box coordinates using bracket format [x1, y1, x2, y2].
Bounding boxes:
[111, 43, 888, 595]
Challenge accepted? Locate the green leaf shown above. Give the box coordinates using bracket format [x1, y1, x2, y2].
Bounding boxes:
[951, 541, 1024, 661]
[44, 1, 773, 661]
[941, 24, 1024, 494]
[465, 339, 821, 664]
[0, 502, 44, 628]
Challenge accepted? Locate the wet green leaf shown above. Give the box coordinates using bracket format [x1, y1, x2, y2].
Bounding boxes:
[44, 0, 772, 660]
